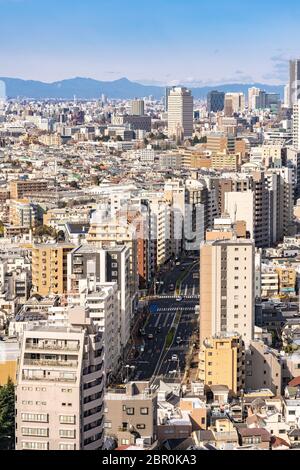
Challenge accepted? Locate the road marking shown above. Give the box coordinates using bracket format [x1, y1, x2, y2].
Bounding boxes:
[155, 313, 162, 328]
[163, 313, 170, 328]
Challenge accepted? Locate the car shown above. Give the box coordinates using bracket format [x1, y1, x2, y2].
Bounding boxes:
[176, 296, 183, 302]
[157, 327, 162, 332]
[148, 334, 154, 340]
[140, 329, 146, 336]
[176, 337, 182, 344]
[176, 262, 181, 266]
[172, 354, 178, 362]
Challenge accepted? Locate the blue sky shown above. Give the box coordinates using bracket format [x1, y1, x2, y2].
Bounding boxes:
[0, 0, 300, 85]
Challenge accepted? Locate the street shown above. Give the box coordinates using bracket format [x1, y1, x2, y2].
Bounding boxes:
[129, 256, 200, 383]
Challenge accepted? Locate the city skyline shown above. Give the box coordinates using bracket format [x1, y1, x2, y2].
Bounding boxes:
[1, 0, 300, 85]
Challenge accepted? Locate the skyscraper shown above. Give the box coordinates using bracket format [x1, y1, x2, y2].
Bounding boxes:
[207, 90, 225, 113]
[165, 87, 172, 112]
[130, 99, 145, 116]
[289, 59, 300, 107]
[248, 87, 261, 111]
[167, 87, 193, 139]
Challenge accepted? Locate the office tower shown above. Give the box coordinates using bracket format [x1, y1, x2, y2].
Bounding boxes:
[198, 334, 245, 396]
[284, 84, 291, 108]
[199, 239, 255, 348]
[15, 306, 105, 450]
[293, 100, 300, 150]
[32, 243, 74, 296]
[248, 87, 261, 111]
[104, 382, 157, 447]
[167, 87, 193, 139]
[165, 87, 172, 112]
[207, 90, 225, 113]
[224, 95, 234, 117]
[67, 244, 131, 353]
[289, 59, 300, 107]
[130, 99, 145, 116]
[225, 93, 245, 114]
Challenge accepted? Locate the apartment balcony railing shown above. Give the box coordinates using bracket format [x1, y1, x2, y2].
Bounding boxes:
[23, 359, 79, 368]
[25, 343, 80, 352]
[22, 374, 77, 383]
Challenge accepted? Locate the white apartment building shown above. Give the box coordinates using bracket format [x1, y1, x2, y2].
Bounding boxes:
[15, 306, 105, 450]
[69, 280, 120, 375]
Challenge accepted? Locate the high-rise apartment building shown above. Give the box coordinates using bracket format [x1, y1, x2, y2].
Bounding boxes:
[130, 99, 145, 116]
[15, 306, 105, 450]
[199, 239, 255, 348]
[87, 208, 138, 306]
[168, 87, 193, 139]
[207, 90, 225, 113]
[68, 244, 131, 352]
[289, 59, 300, 107]
[32, 243, 74, 296]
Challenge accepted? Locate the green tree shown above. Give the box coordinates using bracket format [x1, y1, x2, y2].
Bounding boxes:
[0, 221, 4, 237]
[0, 378, 15, 450]
[34, 225, 57, 238]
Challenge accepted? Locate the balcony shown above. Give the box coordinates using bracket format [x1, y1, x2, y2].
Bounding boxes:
[25, 343, 80, 353]
[23, 359, 79, 368]
[22, 374, 77, 383]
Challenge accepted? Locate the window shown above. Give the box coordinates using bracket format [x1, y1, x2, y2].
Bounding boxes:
[59, 429, 76, 439]
[140, 408, 149, 415]
[136, 424, 146, 430]
[59, 415, 76, 425]
[121, 439, 130, 445]
[59, 443, 76, 450]
[21, 428, 48, 437]
[126, 408, 134, 416]
[21, 413, 48, 423]
[22, 441, 48, 450]
[104, 422, 112, 429]
[201, 418, 205, 424]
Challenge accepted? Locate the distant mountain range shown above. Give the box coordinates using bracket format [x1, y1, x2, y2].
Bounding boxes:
[0, 76, 284, 100]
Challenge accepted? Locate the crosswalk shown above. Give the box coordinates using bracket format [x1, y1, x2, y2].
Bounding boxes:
[157, 295, 199, 300]
[154, 306, 197, 313]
